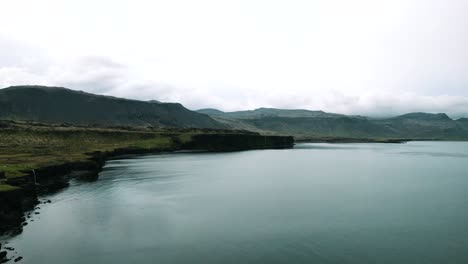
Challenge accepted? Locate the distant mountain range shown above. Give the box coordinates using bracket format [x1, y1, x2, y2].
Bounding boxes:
[0, 86, 223, 129]
[197, 108, 468, 140]
[1, 86, 467, 140]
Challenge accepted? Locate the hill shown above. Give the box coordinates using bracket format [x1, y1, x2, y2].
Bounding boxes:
[198, 107, 344, 119]
[0, 86, 224, 129]
[373, 112, 463, 139]
[197, 108, 468, 140]
[457, 118, 468, 130]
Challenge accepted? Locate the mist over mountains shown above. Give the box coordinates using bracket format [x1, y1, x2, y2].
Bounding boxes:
[1, 85, 467, 140]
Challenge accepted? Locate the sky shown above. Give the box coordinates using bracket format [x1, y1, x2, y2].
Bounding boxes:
[0, 0, 467, 117]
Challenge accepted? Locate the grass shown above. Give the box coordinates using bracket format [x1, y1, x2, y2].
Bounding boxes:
[0, 130, 177, 178]
[0, 120, 235, 192]
[0, 184, 20, 192]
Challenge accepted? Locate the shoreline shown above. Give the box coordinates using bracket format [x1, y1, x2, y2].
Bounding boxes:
[294, 138, 448, 144]
[0, 133, 294, 240]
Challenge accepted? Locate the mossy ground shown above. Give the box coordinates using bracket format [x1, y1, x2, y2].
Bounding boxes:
[0, 184, 20, 192]
[0, 121, 223, 192]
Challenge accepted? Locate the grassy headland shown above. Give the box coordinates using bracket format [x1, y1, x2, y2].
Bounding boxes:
[0, 120, 293, 192]
[0, 120, 293, 233]
[0, 121, 177, 180]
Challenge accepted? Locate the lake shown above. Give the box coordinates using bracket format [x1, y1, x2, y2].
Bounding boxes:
[3, 142, 468, 263]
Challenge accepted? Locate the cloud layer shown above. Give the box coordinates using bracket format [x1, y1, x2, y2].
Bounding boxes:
[0, 0, 467, 118]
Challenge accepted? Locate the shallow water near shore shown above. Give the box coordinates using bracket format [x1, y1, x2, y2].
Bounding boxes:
[4, 142, 468, 263]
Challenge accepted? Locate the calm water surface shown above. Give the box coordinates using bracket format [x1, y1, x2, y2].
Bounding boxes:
[4, 142, 468, 263]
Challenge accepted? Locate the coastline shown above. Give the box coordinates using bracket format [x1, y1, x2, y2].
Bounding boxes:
[295, 137, 436, 144]
[0, 132, 294, 238]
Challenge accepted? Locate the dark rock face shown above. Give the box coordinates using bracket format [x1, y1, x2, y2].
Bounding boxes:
[65, 170, 99, 181]
[182, 134, 294, 151]
[0, 172, 5, 179]
[0, 187, 37, 233]
[0, 251, 7, 260]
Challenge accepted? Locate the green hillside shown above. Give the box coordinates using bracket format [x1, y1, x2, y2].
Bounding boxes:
[0, 86, 224, 129]
[197, 108, 468, 140]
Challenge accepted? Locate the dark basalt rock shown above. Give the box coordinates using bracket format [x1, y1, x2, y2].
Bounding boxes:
[39, 179, 69, 194]
[182, 134, 294, 151]
[66, 170, 98, 181]
[0, 187, 36, 234]
[14, 256, 22, 262]
[0, 251, 7, 260]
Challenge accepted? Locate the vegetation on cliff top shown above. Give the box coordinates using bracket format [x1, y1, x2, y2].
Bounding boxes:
[0, 120, 266, 192]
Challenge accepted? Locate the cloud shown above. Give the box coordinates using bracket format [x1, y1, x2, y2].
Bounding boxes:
[1, 53, 468, 118]
[0, 0, 467, 118]
[52, 56, 128, 94]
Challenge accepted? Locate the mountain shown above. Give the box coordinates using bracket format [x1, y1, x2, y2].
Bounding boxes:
[198, 107, 344, 119]
[197, 108, 226, 116]
[456, 118, 468, 130]
[197, 108, 468, 140]
[373, 112, 463, 139]
[0, 86, 224, 129]
[2, 86, 466, 140]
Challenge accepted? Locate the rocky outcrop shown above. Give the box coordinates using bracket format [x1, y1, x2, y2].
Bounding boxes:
[182, 134, 294, 151]
[0, 186, 37, 234]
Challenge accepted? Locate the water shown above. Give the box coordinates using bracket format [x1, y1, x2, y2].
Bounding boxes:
[3, 142, 468, 263]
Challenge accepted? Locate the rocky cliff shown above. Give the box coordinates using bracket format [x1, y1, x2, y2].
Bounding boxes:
[0, 130, 293, 234]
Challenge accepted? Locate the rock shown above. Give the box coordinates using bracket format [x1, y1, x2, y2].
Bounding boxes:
[47, 200, 51, 203]
[68, 170, 99, 181]
[4, 248, 13, 251]
[0, 171, 5, 179]
[14, 256, 22, 262]
[1, 259, 9, 263]
[34, 212, 40, 215]
[0, 251, 7, 260]
[42, 179, 69, 192]
[22, 222, 28, 226]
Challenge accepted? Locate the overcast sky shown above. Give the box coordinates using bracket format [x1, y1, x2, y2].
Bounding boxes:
[1, 0, 467, 117]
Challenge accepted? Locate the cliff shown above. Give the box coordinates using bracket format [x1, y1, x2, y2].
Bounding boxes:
[0, 123, 293, 234]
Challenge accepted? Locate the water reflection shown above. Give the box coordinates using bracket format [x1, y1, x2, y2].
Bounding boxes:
[3, 142, 468, 264]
